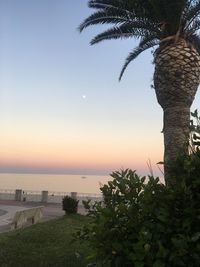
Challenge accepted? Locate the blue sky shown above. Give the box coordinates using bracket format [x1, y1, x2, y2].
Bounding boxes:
[0, 0, 199, 176]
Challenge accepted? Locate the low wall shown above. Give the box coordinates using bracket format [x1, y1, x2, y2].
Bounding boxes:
[0, 189, 103, 205]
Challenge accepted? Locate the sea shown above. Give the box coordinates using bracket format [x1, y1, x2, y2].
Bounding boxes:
[0, 173, 112, 194]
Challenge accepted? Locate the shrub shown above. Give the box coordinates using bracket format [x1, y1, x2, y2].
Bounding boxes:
[62, 195, 79, 214]
[78, 165, 200, 267]
[190, 109, 200, 152]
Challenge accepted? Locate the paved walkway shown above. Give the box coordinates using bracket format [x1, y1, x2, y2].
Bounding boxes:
[0, 200, 86, 233]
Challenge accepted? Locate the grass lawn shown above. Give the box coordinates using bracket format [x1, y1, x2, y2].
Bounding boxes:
[0, 214, 91, 267]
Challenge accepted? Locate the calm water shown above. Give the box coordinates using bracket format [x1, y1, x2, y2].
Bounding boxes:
[0, 173, 112, 194]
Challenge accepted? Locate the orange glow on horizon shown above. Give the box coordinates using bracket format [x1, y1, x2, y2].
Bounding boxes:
[1, 122, 163, 174]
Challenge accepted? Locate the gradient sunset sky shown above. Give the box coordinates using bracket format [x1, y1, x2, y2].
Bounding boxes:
[1, 0, 200, 176]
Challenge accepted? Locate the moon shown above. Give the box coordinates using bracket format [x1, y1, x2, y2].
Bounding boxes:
[82, 95, 86, 99]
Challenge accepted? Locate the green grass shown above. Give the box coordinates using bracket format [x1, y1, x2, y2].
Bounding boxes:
[0, 214, 91, 267]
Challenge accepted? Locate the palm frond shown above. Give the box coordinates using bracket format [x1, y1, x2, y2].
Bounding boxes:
[164, 0, 187, 23]
[156, 0, 187, 35]
[119, 39, 159, 81]
[188, 33, 200, 54]
[188, 18, 200, 33]
[139, 33, 159, 47]
[79, 10, 131, 32]
[90, 25, 137, 45]
[90, 21, 160, 45]
[130, 0, 186, 25]
[88, 0, 134, 16]
[88, 0, 122, 9]
[184, 0, 200, 28]
[87, 0, 157, 25]
[181, 0, 193, 23]
[186, 0, 200, 22]
[88, 0, 140, 14]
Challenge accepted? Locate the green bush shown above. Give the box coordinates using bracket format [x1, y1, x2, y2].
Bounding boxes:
[78, 162, 200, 266]
[190, 109, 200, 152]
[62, 195, 79, 214]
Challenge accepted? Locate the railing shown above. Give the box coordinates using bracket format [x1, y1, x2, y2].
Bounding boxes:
[22, 190, 42, 202]
[0, 189, 103, 204]
[0, 189, 15, 201]
[48, 191, 71, 203]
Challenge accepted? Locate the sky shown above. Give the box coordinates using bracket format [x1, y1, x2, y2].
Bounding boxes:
[0, 0, 200, 176]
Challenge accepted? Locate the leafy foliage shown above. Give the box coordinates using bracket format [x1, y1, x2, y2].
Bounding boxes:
[80, 0, 200, 79]
[62, 195, 79, 214]
[78, 167, 200, 266]
[190, 109, 200, 152]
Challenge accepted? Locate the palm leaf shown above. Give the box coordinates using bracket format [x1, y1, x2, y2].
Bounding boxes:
[88, 0, 135, 15]
[88, 0, 139, 14]
[184, 0, 200, 28]
[90, 21, 160, 45]
[88, 0, 123, 8]
[188, 18, 200, 33]
[88, 0, 158, 24]
[119, 39, 159, 81]
[90, 25, 138, 45]
[139, 33, 159, 47]
[79, 10, 131, 32]
[188, 33, 200, 54]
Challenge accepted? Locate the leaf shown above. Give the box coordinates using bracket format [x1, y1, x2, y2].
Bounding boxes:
[191, 109, 198, 118]
[193, 141, 200, 146]
[191, 232, 200, 242]
[153, 261, 165, 267]
[141, 176, 146, 184]
[135, 262, 144, 267]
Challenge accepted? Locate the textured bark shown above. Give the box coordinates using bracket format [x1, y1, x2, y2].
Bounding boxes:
[153, 39, 200, 184]
[163, 106, 190, 185]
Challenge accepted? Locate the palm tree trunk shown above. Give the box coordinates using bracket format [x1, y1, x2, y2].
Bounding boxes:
[153, 40, 200, 185]
[163, 105, 190, 185]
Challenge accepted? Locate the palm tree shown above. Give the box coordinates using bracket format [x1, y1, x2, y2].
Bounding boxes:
[79, 0, 200, 185]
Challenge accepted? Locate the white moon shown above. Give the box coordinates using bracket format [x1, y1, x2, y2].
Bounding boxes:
[82, 95, 86, 99]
